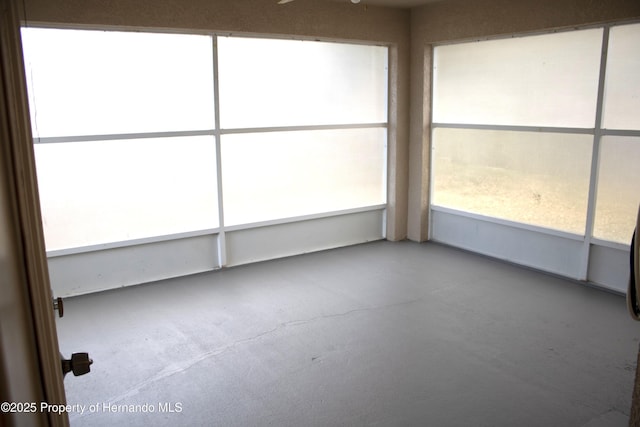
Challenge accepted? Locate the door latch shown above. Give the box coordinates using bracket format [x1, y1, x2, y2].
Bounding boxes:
[53, 297, 63, 318]
[61, 352, 93, 377]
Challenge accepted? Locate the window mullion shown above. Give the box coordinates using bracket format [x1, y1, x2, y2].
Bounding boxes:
[212, 34, 227, 267]
[579, 26, 610, 280]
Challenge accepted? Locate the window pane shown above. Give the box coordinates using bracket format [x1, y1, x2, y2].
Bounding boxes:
[432, 128, 592, 234]
[222, 129, 386, 225]
[217, 37, 388, 128]
[433, 29, 602, 128]
[602, 23, 640, 130]
[593, 136, 640, 243]
[35, 137, 218, 250]
[21, 28, 215, 137]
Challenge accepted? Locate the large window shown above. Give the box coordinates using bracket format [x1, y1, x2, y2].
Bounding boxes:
[601, 24, 640, 131]
[221, 129, 386, 226]
[217, 36, 387, 225]
[433, 29, 602, 128]
[21, 28, 388, 252]
[22, 29, 218, 251]
[33, 137, 219, 249]
[22, 29, 216, 136]
[594, 136, 640, 243]
[432, 24, 640, 243]
[594, 23, 640, 243]
[432, 129, 593, 234]
[217, 37, 387, 128]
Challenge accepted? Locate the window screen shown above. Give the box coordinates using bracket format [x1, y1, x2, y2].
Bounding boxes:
[21, 28, 215, 137]
[34, 137, 219, 250]
[222, 129, 386, 226]
[433, 29, 603, 128]
[602, 23, 640, 131]
[22, 28, 219, 250]
[217, 37, 388, 128]
[432, 128, 592, 234]
[593, 136, 640, 243]
[22, 28, 388, 249]
[431, 28, 606, 236]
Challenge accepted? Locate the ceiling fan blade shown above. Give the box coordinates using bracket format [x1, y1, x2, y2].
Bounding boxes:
[277, 0, 296, 4]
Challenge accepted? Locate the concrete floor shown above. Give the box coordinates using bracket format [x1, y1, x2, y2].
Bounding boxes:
[57, 241, 640, 427]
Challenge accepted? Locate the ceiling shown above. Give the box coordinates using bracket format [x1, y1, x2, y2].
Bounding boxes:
[277, 0, 446, 9]
[340, 0, 443, 7]
[356, 0, 441, 6]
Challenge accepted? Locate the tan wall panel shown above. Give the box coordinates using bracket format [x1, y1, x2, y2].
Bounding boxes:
[413, 0, 640, 45]
[23, 0, 407, 42]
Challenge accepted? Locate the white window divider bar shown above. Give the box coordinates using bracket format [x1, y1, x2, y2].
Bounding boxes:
[33, 129, 216, 144]
[223, 205, 387, 232]
[431, 205, 585, 241]
[212, 35, 227, 267]
[431, 122, 595, 135]
[590, 237, 631, 251]
[220, 123, 388, 135]
[602, 129, 640, 137]
[45, 204, 388, 259]
[579, 26, 610, 280]
[33, 124, 389, 145]
[45, 227, 222, 258]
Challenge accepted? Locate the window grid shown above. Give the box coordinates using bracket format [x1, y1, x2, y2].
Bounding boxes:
[430, 21, 640, 279]
[22, 28, 389, 256]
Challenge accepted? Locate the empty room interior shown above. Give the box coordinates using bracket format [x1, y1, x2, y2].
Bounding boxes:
[9, 0, 640, 425]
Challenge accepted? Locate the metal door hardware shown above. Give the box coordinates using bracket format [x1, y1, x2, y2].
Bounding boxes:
[61, 352, 93, 377]
[53, 297, 63, 318]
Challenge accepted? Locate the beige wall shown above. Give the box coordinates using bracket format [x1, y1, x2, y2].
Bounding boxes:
[23, 0, 408, 41]
[408, 0, 640, 241]
[21, 0, 411, 241]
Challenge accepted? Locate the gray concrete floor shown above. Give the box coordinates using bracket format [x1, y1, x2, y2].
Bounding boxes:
[57, 241, 640, 427]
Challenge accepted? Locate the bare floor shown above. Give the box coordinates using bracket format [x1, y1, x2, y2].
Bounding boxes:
[57, 241, 640, 426]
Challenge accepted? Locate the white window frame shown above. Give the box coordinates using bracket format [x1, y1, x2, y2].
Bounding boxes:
[429, 21, 640, 293]
[23, 27, 390, 296]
